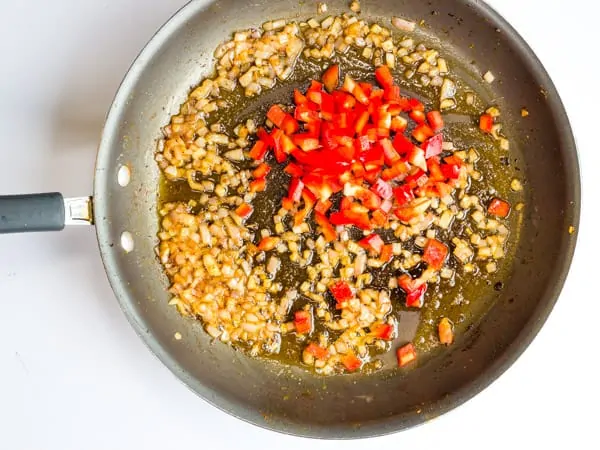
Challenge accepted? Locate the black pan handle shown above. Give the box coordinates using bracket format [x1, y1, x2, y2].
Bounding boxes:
[0, 193, 93, 234]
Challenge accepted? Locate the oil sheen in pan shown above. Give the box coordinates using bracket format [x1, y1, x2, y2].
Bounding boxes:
[159, 47, 526, 372]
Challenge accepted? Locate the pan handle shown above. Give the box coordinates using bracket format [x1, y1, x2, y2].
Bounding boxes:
[0, 193, 93, 234]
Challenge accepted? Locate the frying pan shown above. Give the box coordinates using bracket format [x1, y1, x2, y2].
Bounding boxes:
[0, 0, 580, 438]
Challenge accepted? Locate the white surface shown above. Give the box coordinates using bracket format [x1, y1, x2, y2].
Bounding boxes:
[0, 1, 597, 449]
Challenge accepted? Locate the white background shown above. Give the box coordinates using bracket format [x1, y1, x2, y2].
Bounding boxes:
[0, 1, 597, 449]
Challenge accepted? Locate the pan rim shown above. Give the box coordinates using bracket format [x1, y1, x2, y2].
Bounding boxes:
[92, 0, 581, 439]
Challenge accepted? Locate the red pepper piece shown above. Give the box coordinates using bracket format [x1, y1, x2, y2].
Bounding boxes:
[257, 236, 279, 251]
[390, 116, 408, 132]
[341, 353, 362, 372]
[257, 127, 274, 148]
[249, 178, 266, 192]
[372, 209, 388, 227]
[294, 89, 308, 105]
[405, 169, 429, 189]
[267, 105, 287, 127]
[359, 233, 385, 253]
[375, 65, 394, 89]
[293, 134, 320, 151]
[407, 146, 427, 171]
[234, 202, 253, 219]
[284, 162, 304, 178]
[408, 98, 425, 112]
[441, 163, 461, 180]
[393, 184, 415, 206]
[354, 110, 370, 134]
[305, 343, 329, 360]
[381, 161, 409, 181]
[422, 134, 443, 159]
[294, 310, 312, 334]
[398, 274, 427, 308]
[281, 115, 299, 135]
[314, 211, 337, 242]
[371, 323, 394, 340]
[288, 178, 304, 202]
[295, 104, 320, 123]
[427, 158, 445, 182]
[329, 280, 354, 306]
[488, 197, 511, 217]
[315, 199, 332, 214]
[392, 133, 415, 154]
[358, 82, 373, 98]
[249, 140, 267, 160]
[344, 184, 382, 210]
[252, 163, 271, 179]
[422, 238, 449, 270]
[322, 64, 340, 92]
[397, 343, 417, 367]
[380, 244, 393, 263]
[426, 110, 444, 132]
[384, 85, 401, 103]
[281, 197, 294, 210]
[409, 110, 426, 124]
[412, 124, 434, 142]
[380, 138, 401, 165]
[479, 113, 494, 133]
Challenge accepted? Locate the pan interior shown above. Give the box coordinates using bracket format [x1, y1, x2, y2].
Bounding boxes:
[93, 0, 579, 438]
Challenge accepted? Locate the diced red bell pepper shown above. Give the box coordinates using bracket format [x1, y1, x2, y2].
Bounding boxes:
[370, 178, 393, 200]
[249, 140, 267, 160]
[438, 318, 454, 345]
[343, 209, 372, 230]
[235, 202, 253, 219]
[295, 104, 320, 123]
[330, 280, 354, 306]
[341, 353, 362, 372]
[412, 124, 434, 142]
[381, 161, 409, 181]
[281, 115, 299, 135]
[355, 134, 371, 154]
[359, 233, 385, 253]
[397, 343, 417, 367]
[398, 274, 427, 308]
[315, 199, 332, 214]
[288, 178, 304, 202]
[372, 209, 388, 227]
[371, 323, 394, 340]
[257, 127, 274, 148]
[322, 64, 340, 92]
[257, 236, 279, 251]
[375, 65, 394, 89]
[393, 133, 415, 154]
[479, 113, 494, 133]
[305, 343, 329, 360]
[267, 104, 288, 127]
[427, 158, 445, 182]
[355, 110, 370, 134]
[294, 89, 308, 105]
[405, 169, 429, 189]
[384, 85, 401, 103]
[390, 116, 408, 132]
[359, 82, 373, 98]
[409, 109, 426, 124]
[407, 146, 427, 171]
[271, 129, 287, 163]
[293, 134, 320, 151]
[281, 197, 294, 210]
[307, 79, 323, 93]
[344, 184, 382, 210]
[426, 110, 444, 132]
[359, 143, 384, 171]
[284, 162, 304, 178]
[303, 174, 336, 201]
[306, 120, 321, 137]
[441, 163, 461, 180]
[422, 134, 443, 159]
[393, 184, 415, 206]
[380, 244, 393, 263]
[394, 206, 418, 223]
[488, 197, 511, 217]
[314, 211, 337, 242]
[294, 190, 316, 227]
[333, 91, 357, 111]
[252, 163, 271, 179]
[294, 310, 312, 334]
[380, 138, 401, 165]
[408, 98, 425, 112]
[250, 178, 267, 192]
[422, 238, 448, 270]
